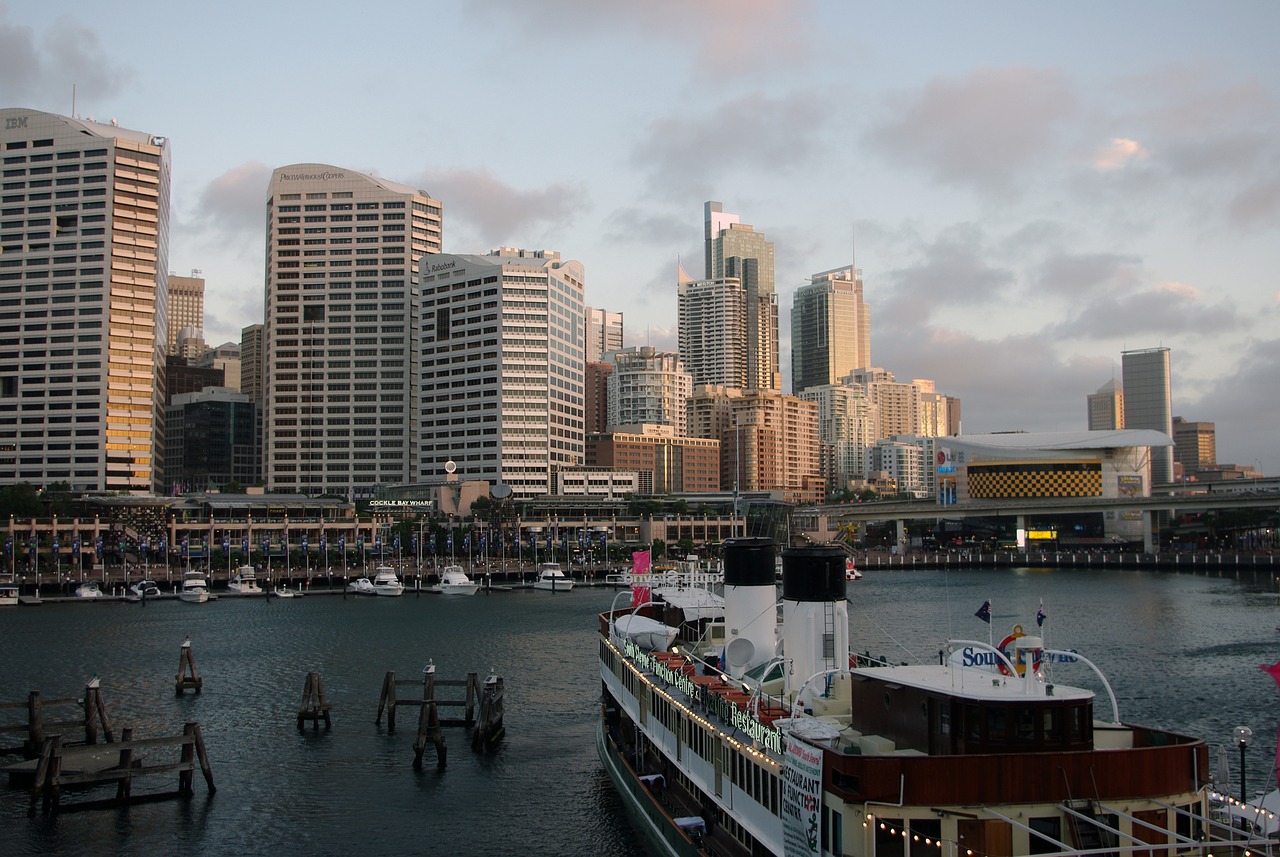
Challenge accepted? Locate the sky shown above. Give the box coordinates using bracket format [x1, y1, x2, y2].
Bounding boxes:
[3, 1, 1279, 476]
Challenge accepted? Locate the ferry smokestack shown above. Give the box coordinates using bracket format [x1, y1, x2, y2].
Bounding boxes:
[780, 547, 849, 700]
[722, 537, 777, 678]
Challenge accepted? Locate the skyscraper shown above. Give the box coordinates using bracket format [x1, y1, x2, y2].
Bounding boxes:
[678, 267, 747, 389]
[0, 108, 171, 493]
[1172, 416, 1216, 479]
[704, 201, 779, 391]
[263, 164, 442, 498]
[791, 265, 870, 394]
[605, 346, 692, 435]
[418, 248, 585, 498]
[167, 272, 205, 355]
[1087, 379, 1124, 430]
[585, 306, 623, 363]
[1121, 347, 1173, 485]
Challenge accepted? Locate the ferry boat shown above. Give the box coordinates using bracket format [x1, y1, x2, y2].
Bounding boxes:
[533, 563, 574, 592]
[227, 564, 263, 594]
[598, 537, 1236, 857]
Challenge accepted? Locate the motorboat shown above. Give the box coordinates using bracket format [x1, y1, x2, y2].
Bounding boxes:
[429, 565, 479, 596]
[129, 579, 161, 599]
[270, 585, 297, 599]
[75, 581, 104, 598]
[178, 571, 210, 604]
[346, 577, 376, 595]
[598, 538, 1223, 857]
[533, 563, 574, 592]
[227, 564, 263, 594]
[370, 565, 405, 597]
[845, 557, 861, 580]
[0, 579, 17, 606]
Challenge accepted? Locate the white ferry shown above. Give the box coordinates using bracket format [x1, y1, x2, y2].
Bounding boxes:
[599, 537, 1243, 857]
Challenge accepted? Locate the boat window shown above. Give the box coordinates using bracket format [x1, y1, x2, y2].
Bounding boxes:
[1015, 708, 1035, 742]
[1043, 709, 1061, 744]
[966, 705, 981, 740]
[874, 817, 906, 857]
[1028, 816, 1061, 854]
[986, 708, 1007, 742]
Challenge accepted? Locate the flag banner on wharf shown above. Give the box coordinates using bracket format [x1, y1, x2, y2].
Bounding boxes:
[783, 737, 823, 857]
[1260, 661, 1280, 775]
[630, 549, 650, 608]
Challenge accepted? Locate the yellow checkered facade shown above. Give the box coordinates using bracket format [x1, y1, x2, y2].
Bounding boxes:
[968, 462, 1103, 499]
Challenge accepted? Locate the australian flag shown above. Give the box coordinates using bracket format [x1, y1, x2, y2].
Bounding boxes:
[1036, 600, 1046, 628]
[975, 600, 992, 624]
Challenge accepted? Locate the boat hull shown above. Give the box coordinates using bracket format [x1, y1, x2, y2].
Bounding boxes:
[178, 590, 209, 604]
[596, 720, 703, 857]
[533, 578, 574, 592]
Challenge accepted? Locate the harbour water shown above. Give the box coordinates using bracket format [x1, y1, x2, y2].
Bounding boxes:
[1, 566, 1279, 856]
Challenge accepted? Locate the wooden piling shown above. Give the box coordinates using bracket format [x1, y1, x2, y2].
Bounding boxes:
[296, 672, 332, 730]
[1, 687, 113, 758]
[473, 674, 505, 750]
[175, 636, 202, 695]
[413, 664, 446, 770]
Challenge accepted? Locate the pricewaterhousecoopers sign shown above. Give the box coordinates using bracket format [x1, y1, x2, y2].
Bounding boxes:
[624, 639, 782, 753]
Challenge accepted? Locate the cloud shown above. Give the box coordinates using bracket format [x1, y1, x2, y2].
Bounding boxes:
[631, 91, 829, 190]
[1092, 137, 1149, 171]
[0, 11, 133, 104]
[1228, 176, 1280, 228]
[464, 0, 816, 73]
[1051, 283, 1238, 340]
[877, 223, 1016, 326]
[1185, 334, 1280, 472]
[411, 168, 588, 248]
[866, 66, 1079, 194]
[190, 161, 272, 237]
[1034, 252, 1143, 298]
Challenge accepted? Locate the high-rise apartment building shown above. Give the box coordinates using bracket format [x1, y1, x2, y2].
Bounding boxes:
[678, 268, 747, 388]
[0, 109, 171, 493]
[704, 201, 779, 391]
[585, 306, 623, 363]
[845, 368, 922, 442]
[585, 362, 612, 435]
[1172, 416, 1216, 479]
[1121, 347, 1173, 485]
[1087, 379, 1125, 430]
[263, 164, 442, 498]
[605, 346, 692, 435]
[798, 383, 871, 491]
[167, 272, 204, 355]
[791, 266, 870, 394]
[418, 248, 585, 498]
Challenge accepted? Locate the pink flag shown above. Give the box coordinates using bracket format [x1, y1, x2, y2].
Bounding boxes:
[630, 550, 652, 608]
[1260, 662, 1280, 775]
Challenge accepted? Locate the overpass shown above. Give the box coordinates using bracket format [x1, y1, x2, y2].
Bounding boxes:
[794, 488, 1280, 553]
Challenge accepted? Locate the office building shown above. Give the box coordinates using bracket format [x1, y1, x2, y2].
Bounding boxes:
[605, 346, 692, 435]
[165, 355, 223, 403]
[240, 324, 264, 404]
[678, 268, 747, 388]
[1172, 416, 1216, 479]
[263, 163, 442, 498]
[1121, 347, 1173, 485]
[791, 265, 870, 393]
[585, 361, 611, 435]
[167, 272, 204, 354]
[704, 201, 779, 391]
[165, 387, 259, 491]
[418, 248, 585, 498]
[0, 108, 171, 493]
[1088, 379, 1124, 430]
[585, 306, 623, 363]
[586, 424, 720, 494]
[194, 341, 242, 391]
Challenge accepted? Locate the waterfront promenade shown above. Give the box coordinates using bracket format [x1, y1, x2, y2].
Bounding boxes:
[851, 548, 1279, 571]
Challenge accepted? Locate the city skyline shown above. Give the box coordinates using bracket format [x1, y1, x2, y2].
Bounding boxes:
[3, 2, 1277, 475]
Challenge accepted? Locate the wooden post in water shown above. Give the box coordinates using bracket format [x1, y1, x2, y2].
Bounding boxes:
[82, 677, 114, 744]
[175, 636, 203, 695]
[473, 674, 505, 751]
[413, 662, 446, 770]
[296, 672, 332, 729]
[114, 726, 134, 801]
[376, 671, 396, 731]
[26, 690, 42, 757]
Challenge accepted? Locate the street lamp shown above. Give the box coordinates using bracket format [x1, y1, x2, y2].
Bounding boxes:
[1235, 725, 1254, 805]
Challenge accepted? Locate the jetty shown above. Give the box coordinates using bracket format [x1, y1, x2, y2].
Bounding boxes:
[0, 681, 114, 759]
[296, 672, 332, 729]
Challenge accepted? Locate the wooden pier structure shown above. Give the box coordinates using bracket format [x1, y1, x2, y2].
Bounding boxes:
[15, 720, 216, 816]
[296, 672, 332, 729]
[0, 681, 115, 759]
[375, 664, 503, 769]
[175, 636, 202, 695]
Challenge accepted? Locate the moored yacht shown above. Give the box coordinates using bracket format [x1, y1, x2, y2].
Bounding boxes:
[129, 579, 161, 599]
[599, 538, 1227, 857]
[74, 580, 104, 598]
[370, 565, 404, 597]
[0, 578, 17, 606]
[533, 563, 573, 592]
[429, 565, 479, 596]
[227, 564, 263, 594]
[178, 570, 210, 604]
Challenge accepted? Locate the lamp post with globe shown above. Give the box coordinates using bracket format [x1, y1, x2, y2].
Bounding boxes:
[1235, 725, 1254, 805]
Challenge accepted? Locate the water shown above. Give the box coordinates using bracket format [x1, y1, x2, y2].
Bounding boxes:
[2, 567, 1279, 855]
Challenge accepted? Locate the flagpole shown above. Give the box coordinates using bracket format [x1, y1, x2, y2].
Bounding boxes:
[988, 597, 993, 651]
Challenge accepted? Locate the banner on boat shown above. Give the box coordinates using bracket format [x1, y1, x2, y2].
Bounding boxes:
[783, 737, 823, 857]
